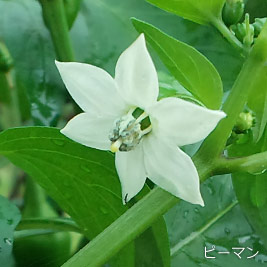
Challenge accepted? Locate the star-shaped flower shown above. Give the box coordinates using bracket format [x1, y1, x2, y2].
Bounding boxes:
[56, 34, 225, 206]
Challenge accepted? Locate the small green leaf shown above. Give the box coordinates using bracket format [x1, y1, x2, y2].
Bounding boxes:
[146, 0, 226, 25]
[0, 195, 21, 267]
[132, 18, 223, 109]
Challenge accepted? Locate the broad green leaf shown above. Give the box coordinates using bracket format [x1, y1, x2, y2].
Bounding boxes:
[165, 174, 267, 266]
[0, 195, 21, 267]
[146, 0, 226, 25]
[0, 127, 134, 266]
[228, 130, 267, 248]
[132, 18, 223, 109]
[0, 127, 170, 266]
[247, 67, 267, 142]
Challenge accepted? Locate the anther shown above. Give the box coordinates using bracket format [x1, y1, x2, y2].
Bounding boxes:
[110, 138, 122, 153]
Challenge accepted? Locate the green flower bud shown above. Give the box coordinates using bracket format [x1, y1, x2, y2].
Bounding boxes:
[230, 23, 246, 42]
[253, 17, 267, 37]
[222, 0, 244, 26]
[0, 41, 13, 72]
[235, 112, 253, 133]
[230, 14, 254, 47]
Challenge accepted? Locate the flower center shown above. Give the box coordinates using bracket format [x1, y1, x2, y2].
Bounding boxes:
[109, 108, 152, 152]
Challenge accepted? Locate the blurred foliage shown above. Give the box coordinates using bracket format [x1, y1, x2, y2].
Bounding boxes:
[0, 195, 21, 267]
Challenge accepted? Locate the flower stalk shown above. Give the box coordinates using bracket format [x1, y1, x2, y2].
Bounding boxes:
[215, 151, 267, 175]
[39, 0, 74, 61]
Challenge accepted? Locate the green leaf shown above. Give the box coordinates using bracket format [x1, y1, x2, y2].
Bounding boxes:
[228, 129, 267, 248]
[0, 195, 21, 267]
[134, 205, 170, 267]
[146, 0, 226, 25]
[0, 126, 134, 265]
[0, 127, 170, 266]
[132, 18, 223, 109]
[165, 174, 267, 266]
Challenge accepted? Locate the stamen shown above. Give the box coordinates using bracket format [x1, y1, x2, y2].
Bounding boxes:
[135, 111, 149, 123]
[141, 125, 152, 135]
[109, 107, 152, 152]
[110, 138, 122, 153]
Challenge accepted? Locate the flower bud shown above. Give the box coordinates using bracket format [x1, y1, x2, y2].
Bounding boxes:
[230, 14, 254, 46]
[0, 41, 13, 72]
[222, 0, 244, 26]
[235, 112, 253, 133]
[253, 17, 267, 37]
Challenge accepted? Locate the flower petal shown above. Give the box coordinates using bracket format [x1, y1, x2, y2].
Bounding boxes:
[61, 113, 114, 150]
[143, 134, 204, 206]
[115, 34, 158, 109]
[115, 144, 146, 204]
[56, 61, 127, 116]
[148, 97, 226, 146]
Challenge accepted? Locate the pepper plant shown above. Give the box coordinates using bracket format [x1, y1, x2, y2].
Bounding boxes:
[0, 0, 266, 266]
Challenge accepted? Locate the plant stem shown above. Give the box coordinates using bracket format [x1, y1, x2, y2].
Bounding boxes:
[16, 217, 81, 233]
[5, 71, 22, 127]
[62, 187, 178, 267]
[194, 22, 267, 169]
[211, 18, 246, 54]
[39, 0, 74, 61]
[14, 229, 57, 239]
[215, 151, 267, 175]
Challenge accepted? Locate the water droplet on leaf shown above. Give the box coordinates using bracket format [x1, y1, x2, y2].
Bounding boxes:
[183, 210, 189, 218]
[52, 139, 65, 147]
[81, 164, 92, 174]
[7, 219, 13, 225]
[207, 183, 215, 195]
[3, 238, 12, 245]
[100, 206, 108, 215]
[194, 207, 199, 213]
[224, 227, 231, 235]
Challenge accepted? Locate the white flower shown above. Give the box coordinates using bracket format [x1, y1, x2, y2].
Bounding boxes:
[56, 34, 226, 206]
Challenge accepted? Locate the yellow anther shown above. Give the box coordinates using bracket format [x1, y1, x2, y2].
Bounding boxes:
[110, 138, 122, 153]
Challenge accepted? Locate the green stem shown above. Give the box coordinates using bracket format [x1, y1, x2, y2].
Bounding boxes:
[5, 71, 22, 127]
[194, 22, 267, 168]
[215, 151, 267, 175]
[39, 0, 74, 61]
[14, 229, 57, 239]
[16, 217, 81, 233]
[211, 18, 246, 54]
[62, 187, 178, 267]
